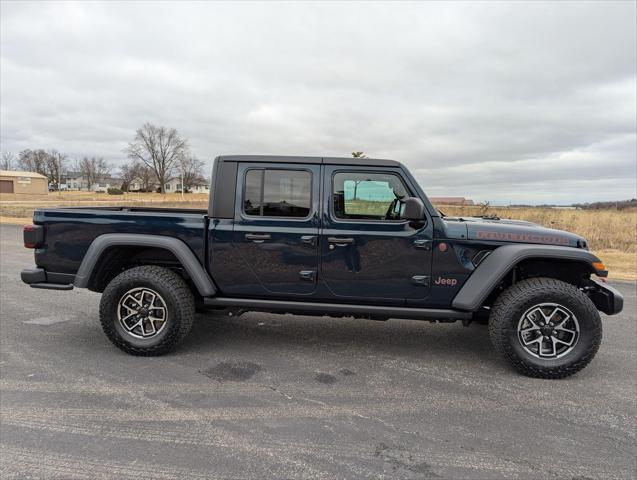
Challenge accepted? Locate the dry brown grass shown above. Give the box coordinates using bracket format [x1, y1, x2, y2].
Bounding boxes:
[0, 191, 209, 218]
[0, 191, 210, 203]
[438, 205, 636, 281]
[439, 205, 637, 254]
[593, 249, 637, 281]
[1, 192, 635, 279]
[0, 216, 32, 225]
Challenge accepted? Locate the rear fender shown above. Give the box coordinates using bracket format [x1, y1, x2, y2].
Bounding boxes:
[74, 234, 216, 297]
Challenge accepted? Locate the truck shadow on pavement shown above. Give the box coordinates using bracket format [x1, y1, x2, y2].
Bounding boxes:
[181, 312, 497, 366]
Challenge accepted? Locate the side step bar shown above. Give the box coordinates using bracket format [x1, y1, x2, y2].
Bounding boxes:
[203, 297, 472, 321]
[29, 283, 74, 291]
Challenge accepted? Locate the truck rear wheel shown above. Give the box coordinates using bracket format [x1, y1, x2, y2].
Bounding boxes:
[489, 277, 602, 379]
[99, 266, 195, 356]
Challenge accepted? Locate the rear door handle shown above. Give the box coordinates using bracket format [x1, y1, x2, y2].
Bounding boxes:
[245, 233, 271, 243]
[327, 237, 355, 246]
[299, 270, 316, 282]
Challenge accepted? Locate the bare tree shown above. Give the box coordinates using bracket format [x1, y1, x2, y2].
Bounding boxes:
[1, 151, 15, 170]
[17, 149, 50, 175]
[478, 201, 491, 214]
[46, 150, 68, 187]
[78, 157, 96, 188]
[17, 149, 37, 172]
[125, 123, 188, 194]
[78, 156, 111, 189]
[119, 162, 137, 192]
[137, 163, 156, 192]
[178, 155, 206, 191]
[119, 160, 155, 192]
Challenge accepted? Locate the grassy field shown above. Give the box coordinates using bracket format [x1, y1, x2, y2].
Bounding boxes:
[440, 205, 636, 253]
[1, 191, 635, 279]
[441, 205, 636, 281]
[0, 191, 210, 217]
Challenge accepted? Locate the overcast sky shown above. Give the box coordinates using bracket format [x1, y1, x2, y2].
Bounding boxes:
[1, 1, 635, 204]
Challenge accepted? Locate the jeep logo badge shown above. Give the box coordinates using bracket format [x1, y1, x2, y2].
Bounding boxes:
[434, 276, 458, 286]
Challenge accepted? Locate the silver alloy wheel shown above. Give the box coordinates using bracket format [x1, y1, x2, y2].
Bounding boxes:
[517, 303, 580, 359]
[117, 287, 168, 339]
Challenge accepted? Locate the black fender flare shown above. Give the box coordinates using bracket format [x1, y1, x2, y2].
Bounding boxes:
[73, 233, 216, 297]
[451, 244, 604, 311]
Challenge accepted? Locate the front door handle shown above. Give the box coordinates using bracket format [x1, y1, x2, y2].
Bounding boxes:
[412, 275, 430, 286]
[300, 235, 317, 247]
[245, 233, 271, 243]
[413, 239, 432, 250]
[327, 237, 355, 246]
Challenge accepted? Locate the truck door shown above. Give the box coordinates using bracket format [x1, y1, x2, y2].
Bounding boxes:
[230, 162, 320, 296]
[320, 166, 433, 304]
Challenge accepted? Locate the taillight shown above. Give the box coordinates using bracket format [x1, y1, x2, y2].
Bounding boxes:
[23, 224, 43, 249]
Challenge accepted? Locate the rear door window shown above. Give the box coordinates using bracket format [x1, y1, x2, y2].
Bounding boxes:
[243, 169, 311, 218]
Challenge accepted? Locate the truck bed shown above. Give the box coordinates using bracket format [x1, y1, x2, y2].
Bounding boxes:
[32, 206, 208, 276]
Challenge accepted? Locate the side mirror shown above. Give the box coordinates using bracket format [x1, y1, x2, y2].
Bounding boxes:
[403, 197, 425, 221]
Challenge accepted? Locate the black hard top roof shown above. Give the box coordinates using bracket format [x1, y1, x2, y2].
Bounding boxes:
[216, 155, 401, 167]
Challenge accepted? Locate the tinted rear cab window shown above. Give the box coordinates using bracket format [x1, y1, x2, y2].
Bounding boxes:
[243, 169, 311, 218]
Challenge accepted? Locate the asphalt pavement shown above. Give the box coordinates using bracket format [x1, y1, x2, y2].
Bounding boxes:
[0, 224, 635, 479]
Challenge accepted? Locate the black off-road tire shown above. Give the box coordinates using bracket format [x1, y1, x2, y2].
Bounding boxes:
[489, 277, 602, 379]
[99, 266, 195, 356]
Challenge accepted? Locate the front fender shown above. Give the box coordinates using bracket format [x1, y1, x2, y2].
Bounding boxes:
[451, 244, 604, 311]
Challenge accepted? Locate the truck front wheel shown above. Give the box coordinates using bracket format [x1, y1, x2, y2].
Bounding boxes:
[489, 277, 602, 379]
[99, 266, 195, 356]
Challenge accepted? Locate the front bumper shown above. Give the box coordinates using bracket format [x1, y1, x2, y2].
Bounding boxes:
[21, 267, 74, 291]
[588, 279, 624, 315]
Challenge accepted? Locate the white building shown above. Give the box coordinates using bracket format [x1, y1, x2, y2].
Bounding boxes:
[61, 171, 85, 190]
[164, 177, 209, 193]
[91, 177, 122, 192]
[60, 172, 122, 192]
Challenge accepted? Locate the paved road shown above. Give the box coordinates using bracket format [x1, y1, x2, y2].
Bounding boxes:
[0, 224, 635, 479]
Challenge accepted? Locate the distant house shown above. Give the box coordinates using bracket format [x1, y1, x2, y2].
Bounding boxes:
[0, 170, 48, 195]
[163, 178, 182, 192]
[127, 178, 152, 192]
[190, 182, 210, 194]
[164, 177, 210, 193]
[59, 172, 122, 192]
[61, 171, 85, 190]
[91, 176, 122, 193]
[429, 196, 474, 206]
[127, 174, 210, 193]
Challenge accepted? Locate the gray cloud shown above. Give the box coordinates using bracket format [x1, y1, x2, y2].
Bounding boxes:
[1, 1, 635, 203]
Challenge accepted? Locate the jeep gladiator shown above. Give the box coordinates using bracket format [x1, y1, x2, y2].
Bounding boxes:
[21, 155, 624, 378]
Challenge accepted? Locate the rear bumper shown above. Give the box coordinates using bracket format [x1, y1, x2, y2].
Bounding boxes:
[21, 267, 74, 291]
[588, 279, 624, 315]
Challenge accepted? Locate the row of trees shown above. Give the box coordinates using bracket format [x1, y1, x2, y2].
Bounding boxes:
[1, 149, 111, 188]
[1, 123, 207, 193]
[118, 156, 205, 193]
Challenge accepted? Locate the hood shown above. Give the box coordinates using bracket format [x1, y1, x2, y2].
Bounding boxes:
[441, 216, 587, 249]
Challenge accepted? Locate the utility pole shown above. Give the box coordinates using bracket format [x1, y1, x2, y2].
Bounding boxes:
[181, 168, 185, 201]
[58, 157, 62, 197]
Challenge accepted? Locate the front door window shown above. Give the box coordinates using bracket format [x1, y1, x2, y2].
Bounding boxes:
[333, 172, 409, 221]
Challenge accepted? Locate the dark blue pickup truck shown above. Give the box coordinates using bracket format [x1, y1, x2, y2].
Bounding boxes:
[21, 155, 623, 378]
